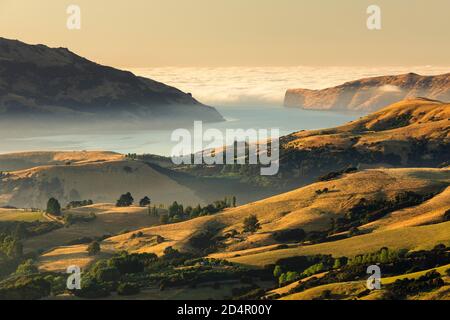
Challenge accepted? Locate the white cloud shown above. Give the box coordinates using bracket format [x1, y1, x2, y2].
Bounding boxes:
[378, 84, 402, 93]
[126, 66, 448, 107]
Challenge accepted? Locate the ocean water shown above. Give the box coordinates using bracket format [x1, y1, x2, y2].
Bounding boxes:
[2, 106, 364, 156]
[3, 66, 448, 156]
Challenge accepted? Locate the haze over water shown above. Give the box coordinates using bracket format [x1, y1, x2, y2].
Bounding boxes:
[2, 66, 448, 156]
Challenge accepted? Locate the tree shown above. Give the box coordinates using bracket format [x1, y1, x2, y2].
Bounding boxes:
[116, 192, 134, 207]
[159, 214, 169, 225]
[169, 201, 183, 218]
[444, 209, 450, 221]
[333, 258, 342, 269]
[139, 196, 151, 207]
[87, 241, 101, 256]
[46, 198, 61, 216]
[243, 215, 261, 233]
[15, 259, 39, 275]
[273, 265, 283, 278]
[117, 282, 140, 296]
[149, 205, 158, 217]
[232, 196, 237, 207]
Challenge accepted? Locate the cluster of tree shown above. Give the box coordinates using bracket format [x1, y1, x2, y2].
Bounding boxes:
[315, 188, 330, 195]
[0, 220, 60, 240]
[14, 259, 39, 276]
[274, 245, 450, 298]
[87, 241, 101, 256]
[160, 198, 236, 225]
[72, 245, 262, 299]
[0, 275, 51, 300]
[272, 228, 306, 243]
[318, 167, 358, 182]
[74, 252, 161, 298]
[4, 246, 267, 300]
[65, 200, 93, 209]
[243, 215, 261, 233]
[386, 270, 445, 299]
[273, 254, 337, 286]
[347, 247, 405, 266]
[116, 192, 134, 207]
[0, 234, 23, 259]
[332, 191, 435, 233]
[115, 192, 151, 208]
[63, 212, 96, 226]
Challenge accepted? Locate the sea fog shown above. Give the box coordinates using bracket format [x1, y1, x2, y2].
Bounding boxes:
[1, 66, 448, 156]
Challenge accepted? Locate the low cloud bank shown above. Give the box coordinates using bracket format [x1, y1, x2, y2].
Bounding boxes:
[127, 66, 448, 107]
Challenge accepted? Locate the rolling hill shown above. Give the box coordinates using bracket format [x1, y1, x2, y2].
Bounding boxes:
[0, 37, 223, 125]
[284, 72, 450, 111]
[0, 153, 203, 208]
[179, 98, 450, 193]
[0, 151, 123, 171]
[99, 167, 449, 259]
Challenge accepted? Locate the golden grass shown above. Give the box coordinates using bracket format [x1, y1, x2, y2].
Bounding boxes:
[361, 186, 450, 232]
[0, 151, 123, 171]
[38, 244, 113, 272]
[107, 167, 449, 257]
[215, 222, 450, 267]
[1, 158, 203, 208]
[24, 204, 161, 253]
[280, 265, 450, 300]
[0, 208, 45, 222]
[381, 264, 450, 285]
[281, 281, 367, 300]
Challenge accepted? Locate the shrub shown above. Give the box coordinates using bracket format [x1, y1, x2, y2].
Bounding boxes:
[87, 241, 101, 256]
[139, 196, 151, 207]
[443, 209, 450, 221]
[273, 228, 306, 243]
[117, 282, 140, 296]
[243, 215, 261, 233]
[15, 259, 38, 276]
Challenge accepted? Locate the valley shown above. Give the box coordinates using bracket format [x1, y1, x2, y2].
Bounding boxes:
[0, 98, 448, 300]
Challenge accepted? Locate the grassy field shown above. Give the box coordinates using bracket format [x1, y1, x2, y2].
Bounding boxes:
[26, 204, 161, 254]
[104, 167, 450, 257]
[213, 222, 450, 267]
[38, 244, 114, 272]
[1, 158, 204, 209]
[281, 281, 367, 300]
[281, 264, 450, 300]
[381, 264, 450, 285]
[0, 209, 46, 222]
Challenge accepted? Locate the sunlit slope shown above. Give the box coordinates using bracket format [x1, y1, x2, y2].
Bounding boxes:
[103, 167, 450, 256]
[0, 151, 123, 171]
[215, 222, 450, 267]
[0, 159, 203, 208]
[26, 204, 160, 254]
[286, 98, 449, 151]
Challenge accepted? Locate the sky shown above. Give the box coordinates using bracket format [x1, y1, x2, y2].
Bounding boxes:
[0, 0, 449, 68]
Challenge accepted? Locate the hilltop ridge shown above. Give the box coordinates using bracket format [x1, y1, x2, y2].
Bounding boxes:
[284, 73, 450, 111]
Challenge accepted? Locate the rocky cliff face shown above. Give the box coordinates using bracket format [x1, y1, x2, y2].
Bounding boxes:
[0, 38, 223, 123]
[284, 73, 450, 111]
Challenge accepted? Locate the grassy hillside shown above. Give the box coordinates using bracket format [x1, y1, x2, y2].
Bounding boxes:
[26, 204, 161, 254]
[0, 151, 123, 171]
[0, 208, 45, 222]
[177, 98, 449, 192]
[216, 222, 450, 267]
[100, 167, 449, 259]
[0, 158, 203, 208]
